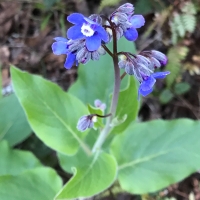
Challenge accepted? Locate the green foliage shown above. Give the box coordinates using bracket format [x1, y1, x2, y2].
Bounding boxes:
[159, 89, 174, 104]
[88, 105, 104, 129]
[166, 46, 188, 88]
[110, 119, 200, 194]
[43, 0, 60, 9]
[0, 94, 32, 146]
[99, 0, 121, 12]
[170, 2, 197, 44]
[40, 13, 52, 30]
[11, 66, 89, 155]
[0, 140, 42, 176]
[69, 37, 136, 105]
[174, 82, 191, 95]
[0, 167, 62, 200]
[0, 140, 62, 200]
[57, 129, 98, 174]
[110, 76, 139, 134]
[55, 152, 117, 199]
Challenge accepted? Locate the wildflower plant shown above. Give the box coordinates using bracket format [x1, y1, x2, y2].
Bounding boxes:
[10, 3, 200, 200]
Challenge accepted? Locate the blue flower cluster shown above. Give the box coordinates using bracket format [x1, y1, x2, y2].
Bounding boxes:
[108, 3, 145, 41]
[119, 50, 170, 97]
[52, 3, 170, 101]
[52, 14, 107, 69]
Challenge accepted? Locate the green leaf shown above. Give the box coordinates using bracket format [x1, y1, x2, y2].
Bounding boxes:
[174, 82, 191, 95]
[11, 67, 90, 155]
[159, 89, 174, 104]
[110, 119, 200, 194]
[0, 140, 42, 176]
[69, 37, 136, 105]
[0, 167, 62, 200]
[88, 104, 104, 129]
[40, 13, 52, 30]
[58, 148, 89, 174]
[43, 0, 59, 9]
[166, 46, 189, 88]
[55, 152, 117, 199]
[110, 76, 139, 134]
[57, 129, 99, 174]
[0, 94, 32, 146]
[181, 14, 196, 33]
[98, 0, 120, 12]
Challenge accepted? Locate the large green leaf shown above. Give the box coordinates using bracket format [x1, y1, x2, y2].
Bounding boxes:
[69, 37, 136, 105]
[0, 140, 42, 176]
[0, 94, 32, 146]
[110, 119, 200, 194]
[55, 151, 117, 199]
[0, 167, 62, 200]
[110, 76, 139, 134]
[58, 148, 89, 174]
[11, 67, 89, 155]
[57, 129, 99, 174]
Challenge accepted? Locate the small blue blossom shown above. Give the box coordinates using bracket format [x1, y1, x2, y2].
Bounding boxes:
[52, 37, 77, 69]
[67, 13, 108, 51]
[124, 15, 145, 41]
[138, 71, 170, 97]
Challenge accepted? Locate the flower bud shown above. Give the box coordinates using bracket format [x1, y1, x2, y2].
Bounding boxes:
[77, 115, 96, 132]
[151, 50, 168, 65]
[117, 3, 134, 16]
[94, 99, 106, 111]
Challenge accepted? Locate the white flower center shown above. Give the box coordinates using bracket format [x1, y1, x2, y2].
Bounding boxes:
[81, 23, 95, 37]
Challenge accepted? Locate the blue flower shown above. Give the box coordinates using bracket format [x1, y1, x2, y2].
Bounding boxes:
[124, 15, 145, 41]
[67, 13, 108, 51]
[52, 37, 76, 69]
[138, 71, 170, 97]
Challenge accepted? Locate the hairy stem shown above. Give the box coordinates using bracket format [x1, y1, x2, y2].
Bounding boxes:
[92, 22, 120, 153]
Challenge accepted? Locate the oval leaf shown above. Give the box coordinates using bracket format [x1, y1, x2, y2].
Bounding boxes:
[0, 167, 62, 200]
[0, 94, 32, 146]
[55, 152, 117, 199]
[110, 119, 200, 194]
[11, 67, 89, 155]
[0, 140, 42, 176]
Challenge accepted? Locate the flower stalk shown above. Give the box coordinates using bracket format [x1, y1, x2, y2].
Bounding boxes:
[92, 22, 121, 153]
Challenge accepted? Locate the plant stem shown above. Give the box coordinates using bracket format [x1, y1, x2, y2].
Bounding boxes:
[92, 22, 121, 153]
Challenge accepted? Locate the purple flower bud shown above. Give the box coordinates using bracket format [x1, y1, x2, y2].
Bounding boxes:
[77, 115, 97, 132]
[94, 99, 106, 111]
[125, 62, 135, 75]
[151, 50, 168, 65]
[117, 3, 134, 16]
[149, 57, 161, 69]
[136, 55, 151, 68]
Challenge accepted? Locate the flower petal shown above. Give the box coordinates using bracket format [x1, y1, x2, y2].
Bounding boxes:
[130, 15, 145, 28]
[124, 27, 138, 41]
[52, 41, 68, 55]
[138, 86, 153, 97]
[64, 53, 76, 69]
[67, 25, 85, 40]
[85, 34, 101, 51]
[95, 25, 109, 42]
[54, 37, 68, 42]
[152, 71, 170, 79]
[140, 76, 156, 91]
[67, 13, 85, 25]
